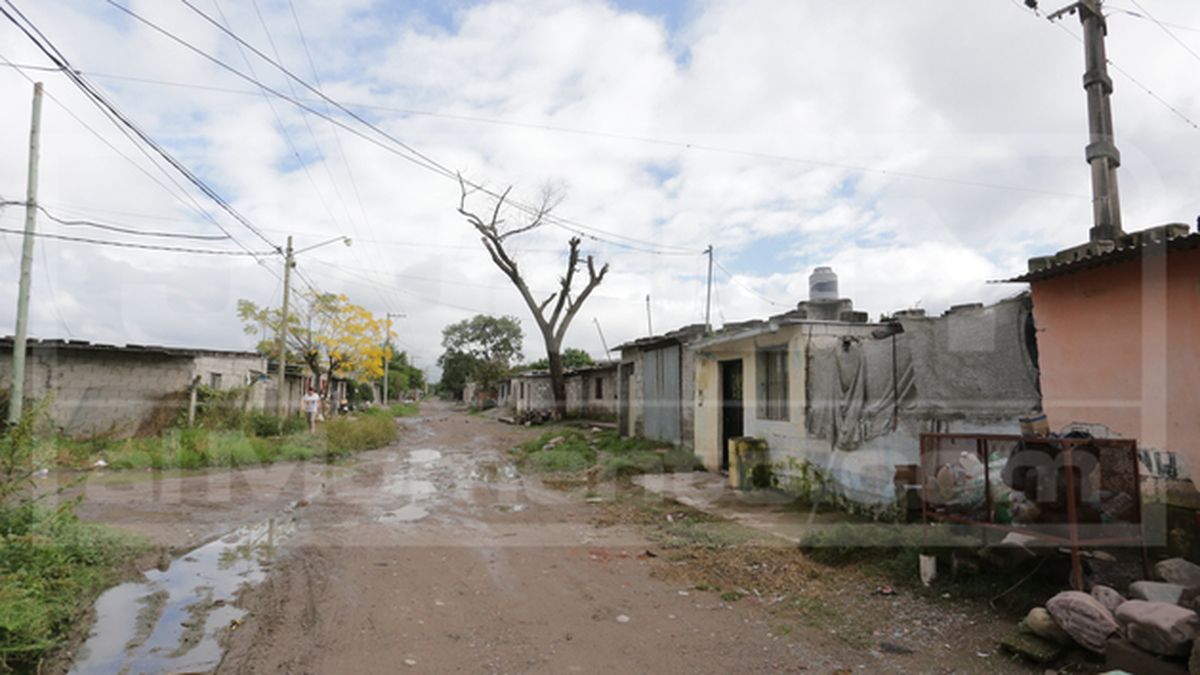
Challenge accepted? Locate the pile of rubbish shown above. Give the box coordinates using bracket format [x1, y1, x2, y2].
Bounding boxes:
[1007, 557, 1200, 672]
[514, 409, 558, 425]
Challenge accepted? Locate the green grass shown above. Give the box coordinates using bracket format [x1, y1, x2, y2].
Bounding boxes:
[34, 410, 399, 473]
[512, 428, 702, 478]
[0, 504, 150, 670]
[363, 403, 420, 419]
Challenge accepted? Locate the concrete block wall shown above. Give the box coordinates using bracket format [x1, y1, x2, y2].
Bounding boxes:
[1, 345, 272, 438]
[0, 347, 193, 437]
[192, 353, 268, 410]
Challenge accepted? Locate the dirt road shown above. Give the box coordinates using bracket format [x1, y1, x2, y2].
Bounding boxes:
[67, 403, 1028, 673]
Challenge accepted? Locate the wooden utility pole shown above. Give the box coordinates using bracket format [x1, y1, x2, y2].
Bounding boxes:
[1048, 0, 1123, 241]
[704, 245, 714, 332]
[8, 82, 43, 425]
[275, 236, 293, 416]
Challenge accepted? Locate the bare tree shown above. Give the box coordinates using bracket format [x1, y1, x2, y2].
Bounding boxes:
[458, 174, 609, 418]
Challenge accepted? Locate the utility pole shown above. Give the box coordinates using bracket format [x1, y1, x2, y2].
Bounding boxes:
[704, 245, 714, 333]
[1048, 0, 1123, 241]
[8, 82, 43, 425]
[381, 311, 405, 404]
[645, 294, 653, 335]
[275, 235, 293, 417]
[593, 317, 612, 362]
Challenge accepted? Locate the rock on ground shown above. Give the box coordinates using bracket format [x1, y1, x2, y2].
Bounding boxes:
[1046, 591, 1119, 654]
[1130, 581, 1198, 606]
[1114, 600, 1200, 657]
[1155, 558, 1200, 588]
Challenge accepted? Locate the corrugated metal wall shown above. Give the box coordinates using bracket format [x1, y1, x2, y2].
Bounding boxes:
[642, 344, 681, 443]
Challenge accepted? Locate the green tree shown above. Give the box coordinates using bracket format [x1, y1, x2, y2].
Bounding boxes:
[525, 347, 593, 371]
[436, 315, 523, 396]
[385, 352, 425, 397]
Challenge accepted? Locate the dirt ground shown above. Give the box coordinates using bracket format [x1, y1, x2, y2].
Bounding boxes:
[66, 402, 1035, 674]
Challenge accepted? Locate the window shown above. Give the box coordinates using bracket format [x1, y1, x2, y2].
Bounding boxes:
[519, 381, 525, 399]
[757, 349, 788, 421]
[209, 372, 222, 389]
[595, 378, 603, 400]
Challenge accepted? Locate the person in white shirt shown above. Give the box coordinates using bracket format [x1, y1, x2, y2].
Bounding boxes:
[302, 387, 321, 433]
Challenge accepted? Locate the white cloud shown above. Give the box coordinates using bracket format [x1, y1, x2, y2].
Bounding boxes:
[1, 0, 1198, 380]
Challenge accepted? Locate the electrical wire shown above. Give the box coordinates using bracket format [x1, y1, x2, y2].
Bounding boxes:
[0, 2, 282, 253]
[0, 225, 275, 255]
[138, 0, 704, 255]
[0, 200, 232, 240]
[1009, 0, 1200, 133]
[0, 60, 1097, 203]
[0, 51, 271, 256]
[1127, 0, 1200, 65]
[712, 257, 790, 307]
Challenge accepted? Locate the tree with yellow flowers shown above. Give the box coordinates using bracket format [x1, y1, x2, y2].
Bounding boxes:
[238, 291, 392, 390]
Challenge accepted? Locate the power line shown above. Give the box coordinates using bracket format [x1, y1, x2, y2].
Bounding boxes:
[0, 1, 281, 252]
[1127, 0, 1200, 65]
[0, 225, 275, 255]
[712, 257, 790, 308]
[129, 0, 703, 255]
[0, 51, 267, 252]
[1109, 6, 1200, 33]
[0, 63, 1097, 202]
[1009, 0, 1200, 133]
[0, 199, 231, 240]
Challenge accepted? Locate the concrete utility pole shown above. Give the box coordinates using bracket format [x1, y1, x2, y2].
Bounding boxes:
[381, 311, 405, 404]
[8, 82, 43, 425]
[704, 245, 714, 333]
[275, 235, 293, 417]
[1048, 0, 1124, 241]
[645, 294, 653, 335]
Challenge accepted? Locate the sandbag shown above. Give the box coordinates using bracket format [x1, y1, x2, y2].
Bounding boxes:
[1023, 607, 1073, 645]
[1045, 591, 1119, 653]
[1114, 599, 1200, 657]
[1155, 558, 1200, 588]
[1091, 585, 1126, 614]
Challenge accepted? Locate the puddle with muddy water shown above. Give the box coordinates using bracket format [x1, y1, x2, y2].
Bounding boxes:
[407, 448, 442, 464]
[70, 518, 292, 675]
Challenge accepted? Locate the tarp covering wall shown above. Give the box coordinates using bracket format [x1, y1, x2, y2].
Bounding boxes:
[806, 333, 915, 450]
[806, 296, 1040, 451]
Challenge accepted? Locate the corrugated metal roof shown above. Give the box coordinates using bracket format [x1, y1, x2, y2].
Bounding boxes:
[1003, 227, 1200, 283]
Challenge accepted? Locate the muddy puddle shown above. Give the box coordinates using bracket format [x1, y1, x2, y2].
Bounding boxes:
[407, 448, 442, 464]
[70, 518, 292, 675]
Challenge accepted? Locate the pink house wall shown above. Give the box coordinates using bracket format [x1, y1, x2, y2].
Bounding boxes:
[1029, 247, 1200, 481]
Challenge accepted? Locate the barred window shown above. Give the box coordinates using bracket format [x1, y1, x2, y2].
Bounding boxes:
[757, 349, 788, 421]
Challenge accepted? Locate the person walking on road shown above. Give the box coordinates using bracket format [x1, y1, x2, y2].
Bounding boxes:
[302, 387, 321, 433]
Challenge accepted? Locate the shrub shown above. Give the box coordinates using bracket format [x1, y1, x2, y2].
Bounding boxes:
[528, 446, 596, 473]
[0, 504, 149, 670]
[322, 414, 397, 455]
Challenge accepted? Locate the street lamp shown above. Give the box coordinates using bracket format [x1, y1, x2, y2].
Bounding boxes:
[274, 234, 353, 416]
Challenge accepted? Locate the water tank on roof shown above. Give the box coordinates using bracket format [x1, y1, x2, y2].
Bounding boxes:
[809, 266, 838, 302]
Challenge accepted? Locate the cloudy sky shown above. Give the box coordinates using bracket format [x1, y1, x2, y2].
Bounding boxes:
[1, 0, 1198, 379]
